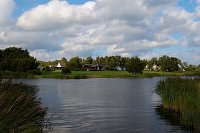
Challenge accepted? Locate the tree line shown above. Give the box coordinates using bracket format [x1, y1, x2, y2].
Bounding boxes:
[41, 54, 199, 74]
[0, 47, 199, 74]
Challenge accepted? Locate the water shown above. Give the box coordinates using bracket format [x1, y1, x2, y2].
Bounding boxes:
[16, 78, 195, 133]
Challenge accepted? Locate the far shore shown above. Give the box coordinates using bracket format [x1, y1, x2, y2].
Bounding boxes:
[1, 70, 200, 79]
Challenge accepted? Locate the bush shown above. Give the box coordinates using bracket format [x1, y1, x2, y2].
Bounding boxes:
[62, 66, 71, 74]
[29, 70, 41, 75]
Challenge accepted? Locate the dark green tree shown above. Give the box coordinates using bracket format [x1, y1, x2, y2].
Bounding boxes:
[62, 62, 71, 74]
[0, 47, 39, 72]
[84, 56, 93, 64]
[126, 56, 146, 74]
[69, 56, 82, 70]
[158, 55, 180, 72]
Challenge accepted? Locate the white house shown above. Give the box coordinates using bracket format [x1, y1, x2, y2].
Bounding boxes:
[56, 62, 65, 69]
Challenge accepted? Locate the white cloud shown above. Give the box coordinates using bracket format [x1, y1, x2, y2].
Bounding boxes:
[0, 0, 200, 64]
[17, 0, 96, 30]
[0, 0, 15, 26]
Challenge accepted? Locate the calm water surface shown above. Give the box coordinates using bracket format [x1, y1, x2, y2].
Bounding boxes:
[17, 78, 195, 133]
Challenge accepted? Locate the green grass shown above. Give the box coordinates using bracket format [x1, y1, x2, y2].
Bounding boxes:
[156, 77, 200, 131]
[1, 69, 199, 79]
[0, 79, 49, 132]
[33, 70, 200, 79]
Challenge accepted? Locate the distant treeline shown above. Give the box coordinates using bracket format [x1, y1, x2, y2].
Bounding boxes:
[40, 55, 200, 73]
[0, 47, 199, 74]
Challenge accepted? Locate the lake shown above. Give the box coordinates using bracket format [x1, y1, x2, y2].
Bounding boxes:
[16, 78, 195, 133]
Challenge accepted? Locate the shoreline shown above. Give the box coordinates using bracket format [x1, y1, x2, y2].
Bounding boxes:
[1, 70, 200, 79]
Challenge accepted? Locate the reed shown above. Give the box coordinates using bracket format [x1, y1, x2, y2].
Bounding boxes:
[156, 77, 200, 131]
[0, 79, 49, 133]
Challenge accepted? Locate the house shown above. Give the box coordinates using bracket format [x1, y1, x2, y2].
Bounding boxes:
[82, 64, 103, 71]
[152, 64, 161, 71]
[145, 64, 161, 71]
[178, 64, 185, 71]
[116, 66, 126, 71]
[56, 62, 66, 69]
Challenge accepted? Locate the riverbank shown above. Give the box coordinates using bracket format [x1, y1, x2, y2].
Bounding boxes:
[35, 70, 200, 79]
[1, 70, 200, 79]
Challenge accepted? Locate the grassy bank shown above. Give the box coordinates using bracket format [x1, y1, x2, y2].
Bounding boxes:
[34, 70, 200, 79]
[0, 79, 49, 132]
[156, 78, 200, 131]
[0, 70, 199, 79]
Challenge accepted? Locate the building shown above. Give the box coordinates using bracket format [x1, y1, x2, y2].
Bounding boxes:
[82, 64, 103, 71]
[56, 62, 66, 69]
[145, 64, 161, 71]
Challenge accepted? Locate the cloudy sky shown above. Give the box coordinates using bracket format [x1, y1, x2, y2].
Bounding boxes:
[0, 0, 200, 65]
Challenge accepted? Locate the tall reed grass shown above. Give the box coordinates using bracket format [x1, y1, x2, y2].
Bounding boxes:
[0, 79, 49, 133]
[156, 77, 200, 131]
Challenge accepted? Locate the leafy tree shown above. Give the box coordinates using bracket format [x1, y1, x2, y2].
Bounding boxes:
[126, 57, 146, 74]
[119, 57, 127, 70]
[69, 56, 82, 70]
[0, 47, 39, 72]
[158, 55, 180, 72]
[61, 57, 67, 63]
[83, 56, 93, 64]
[185, 64, 197, 71]
[62, 62, 71, 74]
[147, 57, 159, 70]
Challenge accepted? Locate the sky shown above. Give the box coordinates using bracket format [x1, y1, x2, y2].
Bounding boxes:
[0, 0, 200, 65]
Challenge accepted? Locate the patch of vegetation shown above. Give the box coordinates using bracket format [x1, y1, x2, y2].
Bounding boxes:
[33, 70, 200, 79]
[0, 79, 49, 132]
[156, 77, 200, 131]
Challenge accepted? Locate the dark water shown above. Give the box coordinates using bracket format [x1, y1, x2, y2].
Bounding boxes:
[16, 78, 195, 133]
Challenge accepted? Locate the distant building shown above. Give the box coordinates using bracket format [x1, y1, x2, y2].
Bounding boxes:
[152, 64, 161, 71]
[178, 64, 185, 71]
[145, 64, 161, 71]
[116, 66, 126, 71]
[82, 64, 103, 71]
[56, 62, 65, 69]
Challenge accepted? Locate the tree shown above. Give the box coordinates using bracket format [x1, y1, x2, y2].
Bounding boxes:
[69, 56, 82, 70]
[61, 57, 67, 63]
[62, 62, 71, 74]
[126, 57, 146, 74]
[119, 57, 127, 70]
[147, 57, 159, 70]
[158, 55, 180, 72]
[0, 47, 39, 72]
[84, 56, 93, 64]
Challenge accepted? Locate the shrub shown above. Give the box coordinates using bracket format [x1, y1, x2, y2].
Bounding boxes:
[62, 66, 71, 74]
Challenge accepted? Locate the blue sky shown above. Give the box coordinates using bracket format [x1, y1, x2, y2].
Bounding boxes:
[14, 0, 92, 17]
[177, 0, 197, 12]
[0, 0, 200, 65]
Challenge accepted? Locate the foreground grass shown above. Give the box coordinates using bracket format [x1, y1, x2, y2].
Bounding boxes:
[0, 79, 49, 133]
[34, 70, 200, 79]
[156, 78, 200, 131]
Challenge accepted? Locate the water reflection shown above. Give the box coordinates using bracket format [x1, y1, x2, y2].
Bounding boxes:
[0, 80, 49, 132]
[17, 78, 195, 133]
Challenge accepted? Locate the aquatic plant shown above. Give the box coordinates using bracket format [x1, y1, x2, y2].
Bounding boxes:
[0, 79, 49, 133]
[156, 77, 200, 131]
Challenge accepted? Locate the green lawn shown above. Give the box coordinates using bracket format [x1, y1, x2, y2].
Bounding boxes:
[34, 70, 200, 79]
